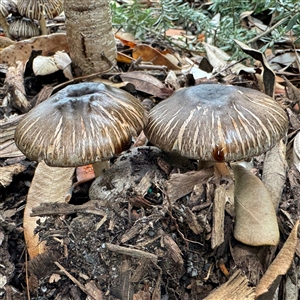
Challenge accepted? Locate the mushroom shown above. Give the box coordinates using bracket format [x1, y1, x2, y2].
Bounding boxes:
[14, 82, 148, 177]
[0, 0, 17, 38]
[17, 0, 63, 35]
[145, 84, 288, 166]
[144, 83, 288, 246]
[9, 18, 40, 39]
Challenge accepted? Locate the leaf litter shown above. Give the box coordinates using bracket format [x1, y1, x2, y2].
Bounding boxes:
[0, 5, 299, 300]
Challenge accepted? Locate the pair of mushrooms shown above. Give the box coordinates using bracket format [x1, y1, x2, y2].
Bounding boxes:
[15, 82, 288, 179]
[15, 83, 288, 246]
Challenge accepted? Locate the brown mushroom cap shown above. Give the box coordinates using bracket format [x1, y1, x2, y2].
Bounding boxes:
[15, 82, 148, 167]
[145, 84, 288, 162]
[17, 0, 63, 20]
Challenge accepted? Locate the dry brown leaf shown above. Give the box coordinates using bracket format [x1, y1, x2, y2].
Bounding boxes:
[117, 52, 135, 64]
[255, 220, 299, 298]
[0, 36, 16, 50]
[234, 40, 275, 97]
[203, 42, 255, 75]
[120, 71, 173, 98]
[232, 164, 279, 246]
[262, 141, 287, 210]
[293, 131, 300, 172]
[24, 161, 74, 258]
[283, 75, 300, 107]
[115, 32, 137, 48]
[0, 140, 23, 158]
[0, 163, 26, 187]
[0, 33, 68, 66]
[132, 44, 181, 70]
[166, 169, 214, 203]
[133, 290, 151, 300]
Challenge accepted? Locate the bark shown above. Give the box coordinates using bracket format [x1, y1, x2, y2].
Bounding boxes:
[64, 0, 117, 76]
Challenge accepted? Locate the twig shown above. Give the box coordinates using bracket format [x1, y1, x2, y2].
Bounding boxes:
[25, 251, 31, 300]
[54, 261, 97, 300]
[52, 64, 117, 94]
[247, 17, 288, 44]
[106, 243, 158, 263]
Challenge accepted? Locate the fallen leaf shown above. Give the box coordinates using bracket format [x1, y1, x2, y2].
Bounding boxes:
[0, 163, 26, 187]
[293, 131, 300, 172]
[76, 165, 95, 184]
[0, 33, 68, 67]
[262, 141, 287, 209]
[33, 56, 60, 76]
[24, 161, 74, 258]
[282, 75, 300, 108]
[132, 44, 181, 70]
[255, 220, 299, 298]
[231, 164, 279, 246]
[120, 71, 173, 98]
[117, 52, 135, 64]
[115, 32, 137, 48]
[203, 42, 255, 75]
[234, 40, 275, 97]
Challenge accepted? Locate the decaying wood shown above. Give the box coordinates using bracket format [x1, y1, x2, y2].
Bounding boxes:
[112, 259, 134, 300]
[211, 184, 226, 249]
[0, 114, 24, 143]
[106, 243, 158, 263]
[30, 200, 109, 217]
[0, 139, 23, 158]
[131, 259, 152, 283]
[163, 234, 184, 266]
[203, 270, 255, 300]
[184, 207, 203, 234]
[166, 169, 214, 203]
[4, 62, 31, 113]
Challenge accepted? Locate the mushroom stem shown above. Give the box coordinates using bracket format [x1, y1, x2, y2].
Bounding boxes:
[39, 14, 48, 35]
[0, 15, 11, 38]
[198, 161, 231, 177]
[92, 161, 110, 178]
[214, 162, 231, 177]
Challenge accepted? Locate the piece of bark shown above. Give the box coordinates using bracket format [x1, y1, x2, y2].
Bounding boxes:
[0, 163, 26, 187]
[0, 114, 24, 143]
[30, 200, 109, 217]
[163, 234, 184, 266]
[184, 207, 203, 234]
[0, 139, 24, 158]
[4, 62, 31, 113]
[111, 259, 134, 300]
[106, 243, 158, 263]
[211, 184, 226, 249]
[131, 259, 151, 283]
[166, 169, 214, 203]
[203, 270, 255, 300]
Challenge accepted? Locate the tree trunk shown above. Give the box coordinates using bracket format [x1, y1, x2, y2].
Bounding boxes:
[64, 0, 117, 76]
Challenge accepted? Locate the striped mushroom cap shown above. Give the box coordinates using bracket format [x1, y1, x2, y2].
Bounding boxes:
[17, 0, 63, 20]
[14, 82, 148, 167]
[145, 84, 288, 162]
[9, 18, 40, 39]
